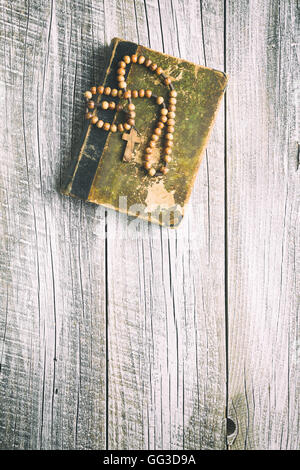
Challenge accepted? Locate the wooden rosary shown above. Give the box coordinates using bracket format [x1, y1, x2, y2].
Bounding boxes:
[83, 54, 177, 177]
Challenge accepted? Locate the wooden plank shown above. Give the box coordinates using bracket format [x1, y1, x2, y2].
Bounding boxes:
[0, 0, 107, 449]
[105, 0, 227, 449]
[226, 0, 299, 449]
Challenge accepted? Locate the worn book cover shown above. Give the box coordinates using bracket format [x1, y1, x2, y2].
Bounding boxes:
[62, 38, 228, 228]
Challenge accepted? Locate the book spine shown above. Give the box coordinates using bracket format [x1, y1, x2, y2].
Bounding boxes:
[62, 38, 138, 200]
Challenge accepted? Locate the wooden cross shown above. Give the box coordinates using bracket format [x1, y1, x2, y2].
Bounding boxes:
[122, 128, 141, 162]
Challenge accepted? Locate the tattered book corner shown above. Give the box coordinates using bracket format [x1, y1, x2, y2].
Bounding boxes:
[61, 37, 228, 228]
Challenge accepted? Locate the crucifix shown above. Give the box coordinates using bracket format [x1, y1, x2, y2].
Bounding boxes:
[122, 128, 141, 162]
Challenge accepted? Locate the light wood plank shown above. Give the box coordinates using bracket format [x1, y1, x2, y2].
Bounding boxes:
[105, 0, 227, 450]
[2, 0, 297, 451]
[0, 0, 107, 449]
[226, 0, 299, 450]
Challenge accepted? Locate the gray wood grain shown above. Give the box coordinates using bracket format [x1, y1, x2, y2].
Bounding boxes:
[226, 0, 299, 450]
[0, 0, 107, 449]
[0, 0, 298, 450]
[104, 0, 226, 450]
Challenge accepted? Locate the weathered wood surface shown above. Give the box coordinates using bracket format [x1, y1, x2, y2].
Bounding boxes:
[226, 0, 299, 449]
[0, 0, 298, 450]
[105, 1, 226, 450]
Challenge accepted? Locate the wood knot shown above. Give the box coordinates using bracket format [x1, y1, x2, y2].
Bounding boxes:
[226, 417, 236, 436]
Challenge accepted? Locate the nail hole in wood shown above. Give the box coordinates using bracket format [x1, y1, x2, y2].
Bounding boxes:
[226, 418, 236, 436]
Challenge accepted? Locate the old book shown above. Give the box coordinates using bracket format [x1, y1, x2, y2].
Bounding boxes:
[62, 38, 228, 228]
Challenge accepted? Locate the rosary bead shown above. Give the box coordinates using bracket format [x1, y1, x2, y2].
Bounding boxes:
[85, 54, 177, 178]
[167, 111, 176, 119]
[101, 101, 109, 109]
[148, 168, 156, 176]
[91, 116, 99, 124]
[84, 90, 93, 100]
[167, 118, 175, 126]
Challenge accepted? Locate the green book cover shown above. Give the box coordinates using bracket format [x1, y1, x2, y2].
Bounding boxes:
[62, 38, 228, 228]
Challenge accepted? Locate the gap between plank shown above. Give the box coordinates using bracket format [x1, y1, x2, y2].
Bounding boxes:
[223, 0, 230, 450]
[105, 209, 109, 450]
